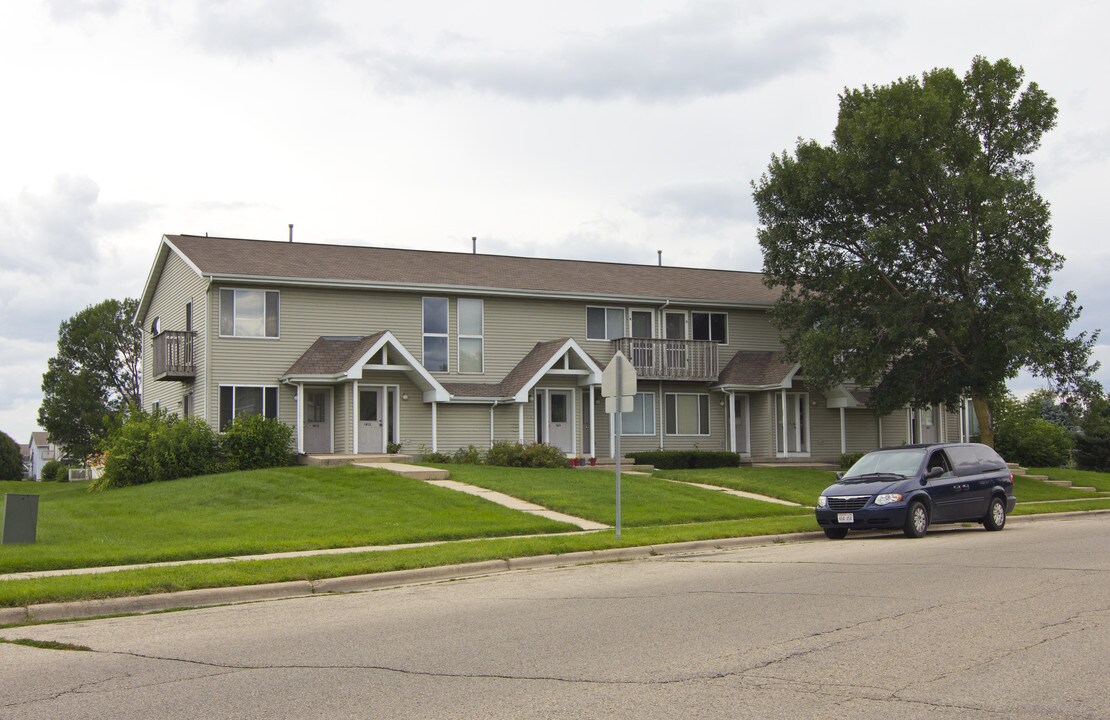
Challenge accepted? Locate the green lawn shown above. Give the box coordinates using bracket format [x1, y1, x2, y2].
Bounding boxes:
[654, 466, 837, 506]
[1013, 475, 1104, 502]
[0, 466, 575, 574]
[433, 464, 807, 526]
[1027, 467, 1110, 493]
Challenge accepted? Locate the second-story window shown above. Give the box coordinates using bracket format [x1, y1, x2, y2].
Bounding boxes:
[458, 298, 484, 374]
[220, 289, 279, 338]
[423, 297, 449, 372]
[586, 306, 625, 340]
[691, 311, 727, 344]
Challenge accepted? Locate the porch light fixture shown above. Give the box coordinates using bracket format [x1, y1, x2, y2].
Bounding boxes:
[401, 393, 409, 401]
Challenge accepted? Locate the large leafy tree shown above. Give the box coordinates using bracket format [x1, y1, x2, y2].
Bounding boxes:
[0, 431, 22, 480]
[753, 56, 1100, 446]
[38, 298, 141, 459]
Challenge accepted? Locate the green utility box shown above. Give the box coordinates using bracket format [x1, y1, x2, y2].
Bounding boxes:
[2, 493, 39, 544]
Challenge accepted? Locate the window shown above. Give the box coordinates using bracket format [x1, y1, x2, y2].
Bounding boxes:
[423, 297, 449, 372]
[621, 392, 656, 436]
[664, 312, 686, 340]
[219, 386, 278, 430]
[185, 302, 192, 332]
[691, 311, 727, 344]
[151, 317, 161, 335]
[586, 306, 625, 340]
[458, 298, 483, 374]
[629, 310, 653, 338]
[219, 289, 279, 338]
[182, 393, 191, 418]
[665, 393, 710, 435]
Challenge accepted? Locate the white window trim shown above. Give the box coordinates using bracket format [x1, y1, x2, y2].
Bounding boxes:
[665, 392, 711, 437]
[422, 297, 450, 373]
[585, 305, 626, 341]
[218, 288, 281, 339]
[621, 391, 656, 436]
[691, 310, 728, 344]
[456, 298, 484, 375]
[218, 384, 280, 429]
[663, 310, 689, 340]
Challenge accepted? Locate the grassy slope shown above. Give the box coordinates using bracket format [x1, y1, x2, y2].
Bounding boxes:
[0, 466, 573, 574]
[435, 464, 807, 525]
[1027, 467, 1110, 493]
[1013, 475, 1104, 501]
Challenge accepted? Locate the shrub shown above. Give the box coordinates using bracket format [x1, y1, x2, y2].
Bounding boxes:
[1074, 431, 1110, 472]
[839, 452, 865, 470]
[50, 463, 73, 482]
[994, 416, 1072, 468]
[420, 451, 453, 463]
[452, 444, 484, 464]
[40, 459, 65, 482]
[93, 411, 224, 490]
[484, 441, 568, 468]
[221, 414, 294, 471]
[386, 442, 402, 455]
[0, 431, 22, 480]
[625, 450, 738, 470]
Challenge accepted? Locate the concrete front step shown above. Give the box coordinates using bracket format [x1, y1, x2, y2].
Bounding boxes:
[352, 462, 449, 481]
[1044, 479, 1073, 487]
[301, 453, 415, 467]
[576, 464, 655, 473]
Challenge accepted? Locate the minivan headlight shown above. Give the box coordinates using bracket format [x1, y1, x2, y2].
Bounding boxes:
[874, 493, 903, 506]
[817, 496, 828, 508]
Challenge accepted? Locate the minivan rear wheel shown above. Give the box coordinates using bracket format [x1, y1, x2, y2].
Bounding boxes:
[984, 496, 1007, 531]
[903, 501, 929, 538]
[824, 528, 849, 540]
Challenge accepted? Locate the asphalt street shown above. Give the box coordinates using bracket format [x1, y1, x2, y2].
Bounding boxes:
[2, 514, 1107, 719]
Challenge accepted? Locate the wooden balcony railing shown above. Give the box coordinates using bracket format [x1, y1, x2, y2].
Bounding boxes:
[612, 337, 720, 381]
[153, 330, 196, 381]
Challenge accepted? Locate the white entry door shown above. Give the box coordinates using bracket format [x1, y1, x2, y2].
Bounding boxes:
[303, 388, 331, 453]
[358, 388, 384, 453]
[733, 395, 750, 455]
[547, 390, 573, 453]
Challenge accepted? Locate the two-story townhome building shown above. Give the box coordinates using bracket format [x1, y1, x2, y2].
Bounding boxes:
[135, 234, 972, 462]
[27, 431, 60, 480]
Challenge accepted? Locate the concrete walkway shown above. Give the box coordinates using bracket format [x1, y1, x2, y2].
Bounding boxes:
[424, 479, 610, 530]
[659, 477, 805, 507]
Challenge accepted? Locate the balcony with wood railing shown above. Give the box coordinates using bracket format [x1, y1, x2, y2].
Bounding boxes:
[612, 337, 720, 381]
[153, 330, 196, 381]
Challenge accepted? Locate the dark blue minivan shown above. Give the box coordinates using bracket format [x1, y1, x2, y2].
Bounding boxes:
[815, 443, 1017, 539]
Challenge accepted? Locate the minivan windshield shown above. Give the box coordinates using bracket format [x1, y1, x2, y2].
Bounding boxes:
[842, 449, 926, 480]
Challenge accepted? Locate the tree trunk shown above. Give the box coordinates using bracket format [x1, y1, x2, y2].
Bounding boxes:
[971, 394, 994, 448]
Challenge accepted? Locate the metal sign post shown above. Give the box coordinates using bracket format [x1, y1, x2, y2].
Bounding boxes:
[602, 352, 637, 539]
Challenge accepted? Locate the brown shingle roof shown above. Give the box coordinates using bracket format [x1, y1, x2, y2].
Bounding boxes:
[284, 333, 386, 376]
[717, 351, 797, 387]
[166, 234, 779, 306]
[30, 431, 50, 447]
[440, 338, 575, 399]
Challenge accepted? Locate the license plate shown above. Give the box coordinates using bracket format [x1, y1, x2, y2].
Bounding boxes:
[837, 513, 854, 524]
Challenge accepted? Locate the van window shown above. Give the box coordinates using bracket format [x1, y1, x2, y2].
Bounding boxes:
[946, 445, 981, 475]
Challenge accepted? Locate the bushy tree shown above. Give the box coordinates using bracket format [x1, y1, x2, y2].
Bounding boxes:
[39, 298, 141, 459]
[221, 414, 294, 471]
[0, 431, 23, 480]
[1075, 394, 1110, 471]
[753, 56, 1100, 447]
[992, 393, 1072, 467]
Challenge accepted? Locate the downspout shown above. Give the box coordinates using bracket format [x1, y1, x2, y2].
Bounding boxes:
[489, 399, 502, 449]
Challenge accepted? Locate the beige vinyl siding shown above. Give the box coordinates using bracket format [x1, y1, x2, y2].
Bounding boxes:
[435, 404, 490, 454]
[333, 384, 351, 454]
[142, 251, 207, 418]
[843, 410, 882, 453]
[748, 392, 774, 460]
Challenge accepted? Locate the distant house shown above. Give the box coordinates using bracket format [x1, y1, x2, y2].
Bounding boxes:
[134, 234, 974, 461]
[27, 432, 60, 480]
[18, 444, 31, 478]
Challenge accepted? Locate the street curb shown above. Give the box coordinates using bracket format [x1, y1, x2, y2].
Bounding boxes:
[3, 510, 1106, 626]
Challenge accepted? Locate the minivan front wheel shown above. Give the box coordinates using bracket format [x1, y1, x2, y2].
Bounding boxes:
[984, 496, 1007, 531]
[824, 528, 849, 540]
[903, 501, 929, 538]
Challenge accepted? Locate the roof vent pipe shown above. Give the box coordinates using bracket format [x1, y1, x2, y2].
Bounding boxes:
[289, 224, 294, 242]
[657, 250, 662, 266]
[472, 236, 477, 254]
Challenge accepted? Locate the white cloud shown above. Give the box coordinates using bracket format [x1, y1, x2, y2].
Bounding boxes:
[191, 0, 339, 57]
[43, 0, 121, 23]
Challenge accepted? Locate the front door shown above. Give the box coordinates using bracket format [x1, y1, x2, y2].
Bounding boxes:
[775, 392, 809, 455]
[733, 395, 749, 455]
[629, 310, 654, 370]
[547, 390, 573, 453]
[358, 389, 384, 453]
[303, 388, 331, 453]
[581, 389, 592, 455]
[664, 311, 687, 370]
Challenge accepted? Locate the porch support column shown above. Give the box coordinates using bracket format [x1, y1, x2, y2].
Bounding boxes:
[780, 388, 788, 458]
[295, 383, 304, 454]
[878, 411, 884, 448]
[658, 380, 664, 450]
[839, 407, 846, 455]
[589, 385, 596, 459]
[728, 391, 736, 453]
[353, 382, 359, 454]
[382, 385, 390, 454]
[431, 401, 438, 453]
[518, 402, 524, 443]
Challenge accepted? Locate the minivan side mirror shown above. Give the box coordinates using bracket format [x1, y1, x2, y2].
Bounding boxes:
[835, 471, 844, 481]
[924, 466, 945, 480]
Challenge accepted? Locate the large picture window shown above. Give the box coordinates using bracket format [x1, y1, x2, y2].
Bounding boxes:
[621, 392, 656, 436]
[423, 297, 449, 372]
[219, 289, 279, 338]
[458, 298, 484, 374]
[219, 386, 278, 430]
[586, 306, 625, 340]
[665, 393, 710, 436]
[691, 311, 727, 344]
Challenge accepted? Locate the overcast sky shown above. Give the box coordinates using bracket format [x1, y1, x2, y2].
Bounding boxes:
[2, 0, 1107, 444]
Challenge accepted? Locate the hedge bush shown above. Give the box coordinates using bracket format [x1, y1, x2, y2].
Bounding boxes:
[839, 452, 866, 470]
[994, 416, 1072, 468]
[452, 445, 484, 464]
[626, 450, 738, 470]
[222, 414, 295, 471]
[484, 441, 568, 468]
[1074, 431, 1110, 472]
[40, 459, 65, 482]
